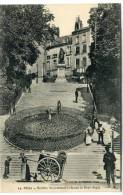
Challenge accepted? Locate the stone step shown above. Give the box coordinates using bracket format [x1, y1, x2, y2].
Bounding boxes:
[0, 80, 120, 183]
[0, 153, 104, 179]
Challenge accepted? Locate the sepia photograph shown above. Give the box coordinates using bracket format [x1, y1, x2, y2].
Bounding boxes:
[0, 2, 122, 192]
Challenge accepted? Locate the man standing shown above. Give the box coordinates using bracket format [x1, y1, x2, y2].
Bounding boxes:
[97, 123, 105, 145]
[57, 151, 67, 182]
[57, 100, 61, 114]
[3, 156, 12, 179]
[75, 89, 78, 103]
[103, 145, 116, 188]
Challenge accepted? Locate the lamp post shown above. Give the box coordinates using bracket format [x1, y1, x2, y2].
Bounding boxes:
[86, 75, 89, 93]
[110, 116, 116, 153]
[36, 62, 38, 83]
[94, 18, 97, 50]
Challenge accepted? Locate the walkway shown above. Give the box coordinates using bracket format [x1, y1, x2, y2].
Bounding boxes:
[0, 79, 120, 189]
[16, 80, 86, 112]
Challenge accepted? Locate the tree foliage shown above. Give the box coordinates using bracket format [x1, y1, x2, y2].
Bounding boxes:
[0, 5, 57, 114]
[87, 4, 121, 117]
[1, 5, 55, 83]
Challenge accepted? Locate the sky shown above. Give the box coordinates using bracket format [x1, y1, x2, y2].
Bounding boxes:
[46, 4, 97, 36]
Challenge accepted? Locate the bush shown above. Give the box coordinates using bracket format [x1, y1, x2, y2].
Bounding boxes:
[66, 75, 80, 83]
[43, 75, 57, 82]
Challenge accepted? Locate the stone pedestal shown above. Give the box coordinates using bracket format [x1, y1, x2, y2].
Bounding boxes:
[55, 64, 67, 82]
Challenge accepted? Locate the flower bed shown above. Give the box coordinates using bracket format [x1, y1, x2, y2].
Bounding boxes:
[4, 106, 88, 151]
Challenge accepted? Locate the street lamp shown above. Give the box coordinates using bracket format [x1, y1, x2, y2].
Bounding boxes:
[86, 74, 89, 93]
[36, 62, 38, 83]
[110, 116, 116, 153]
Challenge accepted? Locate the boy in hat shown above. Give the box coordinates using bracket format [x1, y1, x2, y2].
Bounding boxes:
[97, 123, 105, 145]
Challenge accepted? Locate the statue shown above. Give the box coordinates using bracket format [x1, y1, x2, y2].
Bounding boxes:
[58, 48, 65, 64]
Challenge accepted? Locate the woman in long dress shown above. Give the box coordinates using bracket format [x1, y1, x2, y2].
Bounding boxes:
[19, 153, 26, 180]
[25, 162, 31, 181]
[85, 128, 92, 145]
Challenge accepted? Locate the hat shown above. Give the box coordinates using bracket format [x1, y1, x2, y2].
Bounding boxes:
[7, 156, 12, 161]
[41, 150, 45, 154]
[20, 152, 25, 157]
[98, 123, 102, 127]
[105, 145, 110, 151]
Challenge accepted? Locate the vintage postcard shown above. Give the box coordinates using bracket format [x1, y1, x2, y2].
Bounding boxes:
[0, 2, 122, 192]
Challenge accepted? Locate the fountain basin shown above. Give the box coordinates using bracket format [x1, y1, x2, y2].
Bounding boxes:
[4, 107, 88, 151]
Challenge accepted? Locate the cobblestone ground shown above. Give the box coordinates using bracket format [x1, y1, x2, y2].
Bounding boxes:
[0, 78, 121, 191]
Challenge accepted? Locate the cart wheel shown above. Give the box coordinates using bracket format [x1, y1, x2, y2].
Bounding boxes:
[38, 157, 60, 182]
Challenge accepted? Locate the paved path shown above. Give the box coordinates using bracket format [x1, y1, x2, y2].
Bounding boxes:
[16, 80, 87, 112]
[0, 79, 120, 188]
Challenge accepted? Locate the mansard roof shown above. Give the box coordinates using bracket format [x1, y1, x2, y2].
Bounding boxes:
[72, 26, 90, 35]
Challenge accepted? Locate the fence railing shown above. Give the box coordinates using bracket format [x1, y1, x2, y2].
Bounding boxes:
[88, 83, 97, 117]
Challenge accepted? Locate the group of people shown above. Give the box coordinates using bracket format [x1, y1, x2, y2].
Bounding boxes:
[3, 148, 116, 187]
[3, 153, 37, 182]
[84, 118, 105, 146]
[84, 118, 117, 188]
[3, 151, 66, 182]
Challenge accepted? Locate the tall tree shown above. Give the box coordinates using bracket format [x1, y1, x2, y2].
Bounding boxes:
[0, 5, 56, 114]
[87, 4, 121, 118]
[2, 5, 55, 83]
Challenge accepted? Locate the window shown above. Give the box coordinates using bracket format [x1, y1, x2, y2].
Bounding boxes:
[52, 54, 57, 59]
[68, 37, 72, 44]
[66, 46, 72, 55]
[47, 61, 50, 70]
[47, 55, 50, 60]
[62, 37, 68, 43]
[65, 37, 69, 43]
[82, 34, 86, 42]
[75, 36, 79, 44]
[53, 60, 57, 66]
[67, 46, 71, 50]
[76, 58, 80, 69]
[83, 57, 87, 67]
[69, 46, 72, 53]
[76, 46, 80, 55]
[75, 22, 79, 31]
[83, 44, 87, 53]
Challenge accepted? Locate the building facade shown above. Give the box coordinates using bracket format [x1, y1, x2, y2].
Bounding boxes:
[45, 17, 91, 77]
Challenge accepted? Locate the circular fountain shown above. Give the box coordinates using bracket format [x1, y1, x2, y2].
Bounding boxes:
[4, 106, 88, 151]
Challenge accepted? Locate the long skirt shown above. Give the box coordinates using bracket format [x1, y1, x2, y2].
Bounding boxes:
[85, 134, 92, 145]
[21, 162, 26, 180]
[25, 164, 31, 181]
